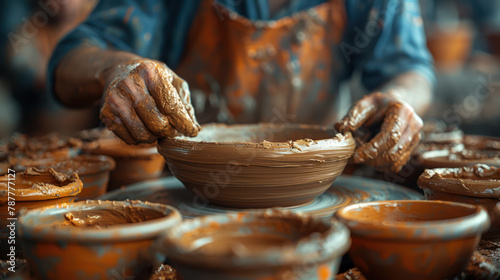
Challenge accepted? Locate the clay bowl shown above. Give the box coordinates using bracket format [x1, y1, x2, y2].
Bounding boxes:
[18, 200, 181, 280]
[0, 168, 82, 257]
[419, 149, 500, 169]
[158, 123, 355, 208]
[87, 137, 165, 191]
[55, 155, 116, 200]
[464, 134, 500, 151]
[335, 200, 490, 280]
[162, 210, 350, 280]
[0, 168, 83, 237]
[418, 164, 500, 224]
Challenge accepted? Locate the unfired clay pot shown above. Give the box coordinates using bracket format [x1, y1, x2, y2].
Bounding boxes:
[419, 149, 500, 169]
[18, 200, 181, 280]
[55, 155, 116, 200]
[0, 168, 82, 238]
[418, 164, 500, 225]
[162, 209, 350, 280]
[335, 200, 490, 280]
[158, 123, 355, 208]
[88, 138, 165, 191]
[464, 134, 500, 151]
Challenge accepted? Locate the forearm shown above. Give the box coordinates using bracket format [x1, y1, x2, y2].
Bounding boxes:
[54, 46, 142, 108]
[378, 71, 433, 116]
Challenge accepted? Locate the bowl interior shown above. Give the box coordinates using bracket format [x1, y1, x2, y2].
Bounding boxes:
[342, 201, 477, 224]
[174, 123, 337, 143]
[178, 216, 329, 256]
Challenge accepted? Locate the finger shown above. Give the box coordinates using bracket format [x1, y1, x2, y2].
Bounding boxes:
[171, 76, 200, 128]
[353, 102, 411, 163]
[142, 63, 200, 136]
[335, 95, 378, 133]
[389, 131, 421, 173]
[384, 116, 423, 164]
[100, 101, 136, 144]
[118, 72, 178, 138]
[103, 88, 157, 144]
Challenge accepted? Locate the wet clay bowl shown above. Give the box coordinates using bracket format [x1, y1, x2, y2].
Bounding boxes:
[87, 137, 165, 191]
[464, 134, 500, 151]
[55, 155, 116, 200]
[0, 168, 82, 239]
[418, 164, 500, 224]
[17, 200, 181, 280]
[158, 123, 355, 208]
[162, 209, 350, 280]
[419, 149, 500, 169]
[335, 200, 490, 280]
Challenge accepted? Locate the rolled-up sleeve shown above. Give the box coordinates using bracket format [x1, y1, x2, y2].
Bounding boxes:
[343, 0, 435, 90]
[47, 0, 168, 95]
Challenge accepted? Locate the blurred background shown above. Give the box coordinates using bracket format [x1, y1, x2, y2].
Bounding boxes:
[1, 0, 500, 139]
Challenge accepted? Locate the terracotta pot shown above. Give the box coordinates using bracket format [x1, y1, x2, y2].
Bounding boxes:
[418, 164, 500, 227]
[0, 168, 82, 258]
[158, 123, 355, 208]
[426, 23, 472, 70]
[18, 200, 181, 280]
[162, 210, 350, 280]
[55, 155, 116, 200]
[88, 138, 165, 191]
[419, 149, 500, 169]
[335, 200, 490, 280]
[0, 168, 83, 238]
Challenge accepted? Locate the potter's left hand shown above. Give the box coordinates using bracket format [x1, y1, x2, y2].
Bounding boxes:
[335, 92, 422, 173]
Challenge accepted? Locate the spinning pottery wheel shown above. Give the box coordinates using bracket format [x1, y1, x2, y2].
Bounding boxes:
[99, 175, 423, 219]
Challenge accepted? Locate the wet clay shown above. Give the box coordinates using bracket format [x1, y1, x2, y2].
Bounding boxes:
[58, 206, 164, 229]
[464, 134, 500, 151]
[419, 149, 500, 169]
[4, 132, 81, 159]
[418, 164, 500, 198]
[163, 210, 350, 280]
[335, 200, 490, 280]
[0, 168, 82, 204]
[158, 123, 355, 208]
[149, 264, 177, 280]
[17, 200, 181, 280]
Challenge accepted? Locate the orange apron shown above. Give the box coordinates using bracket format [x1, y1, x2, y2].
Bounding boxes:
[175, 0, 346, 125]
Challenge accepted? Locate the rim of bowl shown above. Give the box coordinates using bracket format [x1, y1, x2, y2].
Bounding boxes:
[18, 200, 182, 242]
[162, 210, 351, 268]
[56, 155, 116, 175]
[419, 149, 500, 168]
[0, 169, 83, 202]
[418, 165, 500, 198]
[90, 138, 159, 158]
[159, 123, 354, 150]
[335, 200, 490, 240]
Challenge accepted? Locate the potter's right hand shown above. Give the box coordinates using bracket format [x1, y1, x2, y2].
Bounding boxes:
[100, 60, 200, 144]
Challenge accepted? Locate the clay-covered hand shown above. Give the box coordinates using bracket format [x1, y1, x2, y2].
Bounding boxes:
[335, 92, 423, 173]
[100, 60, 200, 144]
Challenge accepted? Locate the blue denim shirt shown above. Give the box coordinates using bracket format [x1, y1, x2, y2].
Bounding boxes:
[48, 0, 434, 95]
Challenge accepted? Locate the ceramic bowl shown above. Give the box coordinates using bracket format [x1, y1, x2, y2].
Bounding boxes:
[335, 200, 490, 280]
[464, 134, 500, 151]
[87, 137, 165, 191]
[418, 164, 500, 225]
[158, 123, 355, 208]
[0, 168, 82, 238]
[426, 23, 472, 69]
[18, 200, 181, 280]
[162, 210, 350, 280]
[419, 149, 500, 169]
[55, 155, 116, 200]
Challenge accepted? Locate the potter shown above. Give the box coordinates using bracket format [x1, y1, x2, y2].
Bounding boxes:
[50, 0, 434, 174]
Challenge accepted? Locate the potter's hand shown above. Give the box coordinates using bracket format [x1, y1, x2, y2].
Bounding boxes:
[100, 60, 200, 144]
[335, 92, 422, 173]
